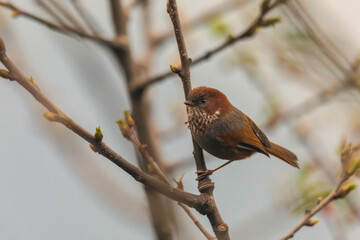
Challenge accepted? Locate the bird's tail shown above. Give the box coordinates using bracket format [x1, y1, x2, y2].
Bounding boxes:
[266, 142, 299, 168]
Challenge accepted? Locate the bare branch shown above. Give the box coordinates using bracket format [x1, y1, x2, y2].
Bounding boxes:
[109, 0, 126, 38]
[178, 203, 217, 240]
[264, 69, 360, 130]
[167, 0, 229, 239]
[131, 0, 289, 93]
[47, 0, 88, 33]
[153, 0, 250, 46]
[0, 36, 211, 212]
[124, 0, 139, 18]
[108, 0, 177, 238]
[286, 1, 351, 74]
[116, 115, 172, 187]
[70, 0, 101, 36]
[279, 144, 360, 240]
[174, 174, 216, 240]
[35, 0, 68, 27]
[0, 1, 118, 47]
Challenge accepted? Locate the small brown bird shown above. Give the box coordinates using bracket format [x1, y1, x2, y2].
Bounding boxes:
[185, 86, 299, 179]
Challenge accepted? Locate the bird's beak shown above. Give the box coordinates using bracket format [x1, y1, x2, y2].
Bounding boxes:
[184, 100, 194, 107]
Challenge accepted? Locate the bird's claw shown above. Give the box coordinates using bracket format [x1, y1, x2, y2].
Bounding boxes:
[195, 169, 214, 181]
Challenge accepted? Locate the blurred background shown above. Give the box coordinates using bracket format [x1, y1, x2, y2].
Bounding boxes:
[1, 0, 360, 239]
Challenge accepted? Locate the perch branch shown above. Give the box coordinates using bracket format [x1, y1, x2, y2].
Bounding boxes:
[167, 0, 229, 239]
[174, 175, 216, 240]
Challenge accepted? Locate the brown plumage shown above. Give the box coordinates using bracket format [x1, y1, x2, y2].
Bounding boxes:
[185, 86, 299, 178]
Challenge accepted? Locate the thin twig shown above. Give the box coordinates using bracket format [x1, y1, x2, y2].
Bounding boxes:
[123, 0, 139, 19]
[287, 1, 351, 74]
[0, 1, 118, 47]
[70, 0, 101, 36]
[35, 0, 68, 27]
[153, 0, 250, 46]
[131, 0, 289, 93]
[279, 143, 359, 239]
[125, 128, 173, 187]
[279, 143, 360, 240]
[294, 124, 360, 224]
[264, 70, 359, 130]
[48, 0, 88, 33]
[174, 174, 216, 240]
[279, 7, 344, 80]
[280, 178, 344, 240]
[178, 203, 217, 240]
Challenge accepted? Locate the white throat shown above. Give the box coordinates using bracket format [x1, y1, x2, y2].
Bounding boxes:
[187, 107, 221, 135]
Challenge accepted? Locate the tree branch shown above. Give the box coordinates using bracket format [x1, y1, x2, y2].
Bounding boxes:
[264, 68, 360, 130]
[108, 0, 177, 238]
[153, 0, 250, 46]
[178, 203, 217, 240]
[131, 0, 289, 93]
[167, 0, 229, 239]
[35, 0, 68, 27]
[174, 175, 216, 240]
[0, 1, 119, 47]
[47, 0, 88, 33]
[279, 143, 360, 240]
[116, 114, 172, 187]
[0, 36, 216, 214]
[70, 0, 101, 37]
[286, 1, 350, 75]
[109, 0, 126, 38]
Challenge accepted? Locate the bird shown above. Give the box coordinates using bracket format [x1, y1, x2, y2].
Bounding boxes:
[184, 86, 299, 179]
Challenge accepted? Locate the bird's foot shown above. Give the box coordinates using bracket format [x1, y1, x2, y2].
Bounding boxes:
[195, 169, 214, 181]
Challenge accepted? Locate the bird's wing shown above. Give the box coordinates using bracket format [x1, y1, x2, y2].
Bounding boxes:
[247, 116, 271, 148]
[216, 112, 270, 157]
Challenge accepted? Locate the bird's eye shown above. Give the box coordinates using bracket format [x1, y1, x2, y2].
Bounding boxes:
[200, 98, 206, 104]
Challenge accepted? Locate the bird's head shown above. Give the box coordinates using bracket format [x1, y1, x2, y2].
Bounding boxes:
[185, 86, 233, 118]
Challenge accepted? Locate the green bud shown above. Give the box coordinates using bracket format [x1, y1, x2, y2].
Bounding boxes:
[227, 34, 235, 42]
[11, 10, 20, 18]
[305, 219, 319, 227]
[26, 76, 35, 84]
[261, 17, 282, 27]
[89, 144, 97, 153]
[170, 65, 179, 73]
[116, 119, 132, 140]
[174, 172, 185, 191]
[94, 126, 103, 142]
[0, 69, 10, 79]
[348, 159, 360, 175]
[337, 183, 357, 199]
[43, 112, 59, 122]
[124, 110, 135, 129]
